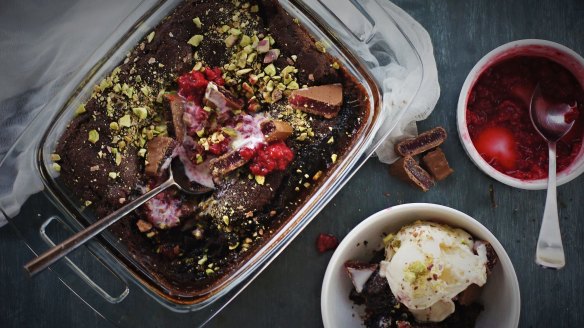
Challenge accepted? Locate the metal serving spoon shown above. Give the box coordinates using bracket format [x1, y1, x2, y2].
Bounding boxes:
[530, 84, 577, 269]
[24, 158, 213, 276]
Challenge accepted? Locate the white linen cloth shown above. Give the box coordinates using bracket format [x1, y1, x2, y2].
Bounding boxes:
[0, 0, 439, 227]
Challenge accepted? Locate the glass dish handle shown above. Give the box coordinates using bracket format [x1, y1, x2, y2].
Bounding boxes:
[38, 216, 129, 304]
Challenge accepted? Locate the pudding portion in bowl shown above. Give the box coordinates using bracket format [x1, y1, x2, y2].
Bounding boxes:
[345, 221, 498, 327]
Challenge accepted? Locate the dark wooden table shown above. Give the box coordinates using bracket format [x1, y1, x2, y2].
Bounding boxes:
[1, 0, 583, 327]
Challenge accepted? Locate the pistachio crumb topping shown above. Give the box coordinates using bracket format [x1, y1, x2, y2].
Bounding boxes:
[187, 35, 204, 47]
[193, 17, 202, 28]
[147, 31, 155, 43]
[88, 130, 99, 144]
[132, 107, 148, 120]
[75, 104, 86, 116]
[118, 114, 132, 127]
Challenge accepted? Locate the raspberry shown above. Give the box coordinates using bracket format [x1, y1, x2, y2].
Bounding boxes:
[208, 136, 231, 155]
[178, 71, 208, 104]
[204, 67, 225, 86]
[316, 233, 339, 253]
[248, 141, 294, 176]
[239, 147, 256, 160]
[177, 67, 224, 104]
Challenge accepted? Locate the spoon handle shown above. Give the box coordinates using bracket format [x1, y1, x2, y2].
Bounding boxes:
[535, 142, 566, 269]
[24, 178, 175, 276]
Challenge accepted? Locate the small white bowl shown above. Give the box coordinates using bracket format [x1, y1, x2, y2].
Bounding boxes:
[457, 39, 584, 190]
[321, 203, 520, 328]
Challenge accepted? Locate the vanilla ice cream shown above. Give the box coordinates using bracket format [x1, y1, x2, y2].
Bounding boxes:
[379, 221, 489, 322]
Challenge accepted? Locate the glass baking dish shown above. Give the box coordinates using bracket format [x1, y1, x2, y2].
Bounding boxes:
[0, 0, 423, 326]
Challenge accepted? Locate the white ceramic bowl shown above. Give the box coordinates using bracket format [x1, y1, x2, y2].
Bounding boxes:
[457, 39, 584, 190]
[321, 203, 520, 328]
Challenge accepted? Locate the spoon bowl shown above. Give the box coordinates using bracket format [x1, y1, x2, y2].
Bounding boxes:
[529, 85, 577, 269]
[530, 85, 577, 142]
[24, 157, 213, 276]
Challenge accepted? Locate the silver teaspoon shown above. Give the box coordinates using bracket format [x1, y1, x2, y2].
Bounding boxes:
[529, 84, 577, 269]
[24, 157, 213, 276]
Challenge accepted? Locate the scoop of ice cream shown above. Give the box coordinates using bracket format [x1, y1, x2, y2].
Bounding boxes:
[379, 221, 489, 322]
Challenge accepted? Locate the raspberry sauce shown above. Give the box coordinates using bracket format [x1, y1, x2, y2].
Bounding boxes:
[467, 56, 583, 180]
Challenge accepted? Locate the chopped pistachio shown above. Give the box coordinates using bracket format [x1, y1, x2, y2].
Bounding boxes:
[229, 28, 242, 36]
[303, 182, 311, 188]
[147, 31, 155, 43]
[52, 163, 61, 172]
[140, 85, 151, 96]
[196, 128, 205, 137]
[75, 104, 86, 116]
[225, 34, 239, 47]
[239, 34, 251, 47]
[132, 107, 148, 120]
[246, 52, 257, 63]
[327, 136, 334, 144]
[331, 62, 340, 69]
[255, 175, 265, 185]
[193, 61, 203, 71]
[250, 4, 259, 12]
[315, 40, 327, 53]
[229, 242, 240, 250]
[313, 171, 323, 181]
[51, 153, 61, 161]
[88, 130, 99, 144]
[115, 152, 122, 166]
[236, 68, 253, 76]
[287, 81, 299, 90]
[192, 228, 203, 240]
[187, 35, 204, 47]
[382, 233, 395, 246]
[118, 114, 132, 127]
[193, 17, 202, 28]
[84, 200, 92, 207]
[108, 172, 118, 179]
[222, 127, 237, 137]
[196, 153, 203, 164]
[222, 215, 230, 225]
[197, 254, 208, 265]
[110, 122, 119, 130]
[331, 153, 338, 163]
[138, 148, 147, 157]
[205, 268, 214, 275]
[264, 64, 276, 76]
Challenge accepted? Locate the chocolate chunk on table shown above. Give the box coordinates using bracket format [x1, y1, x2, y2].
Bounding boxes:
[395, 126, 447, 157]
[389, 156, 435, 192]
[421, 147, 453, 181]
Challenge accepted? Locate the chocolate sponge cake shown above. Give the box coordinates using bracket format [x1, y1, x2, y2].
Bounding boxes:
[54, 0, 369, 299]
